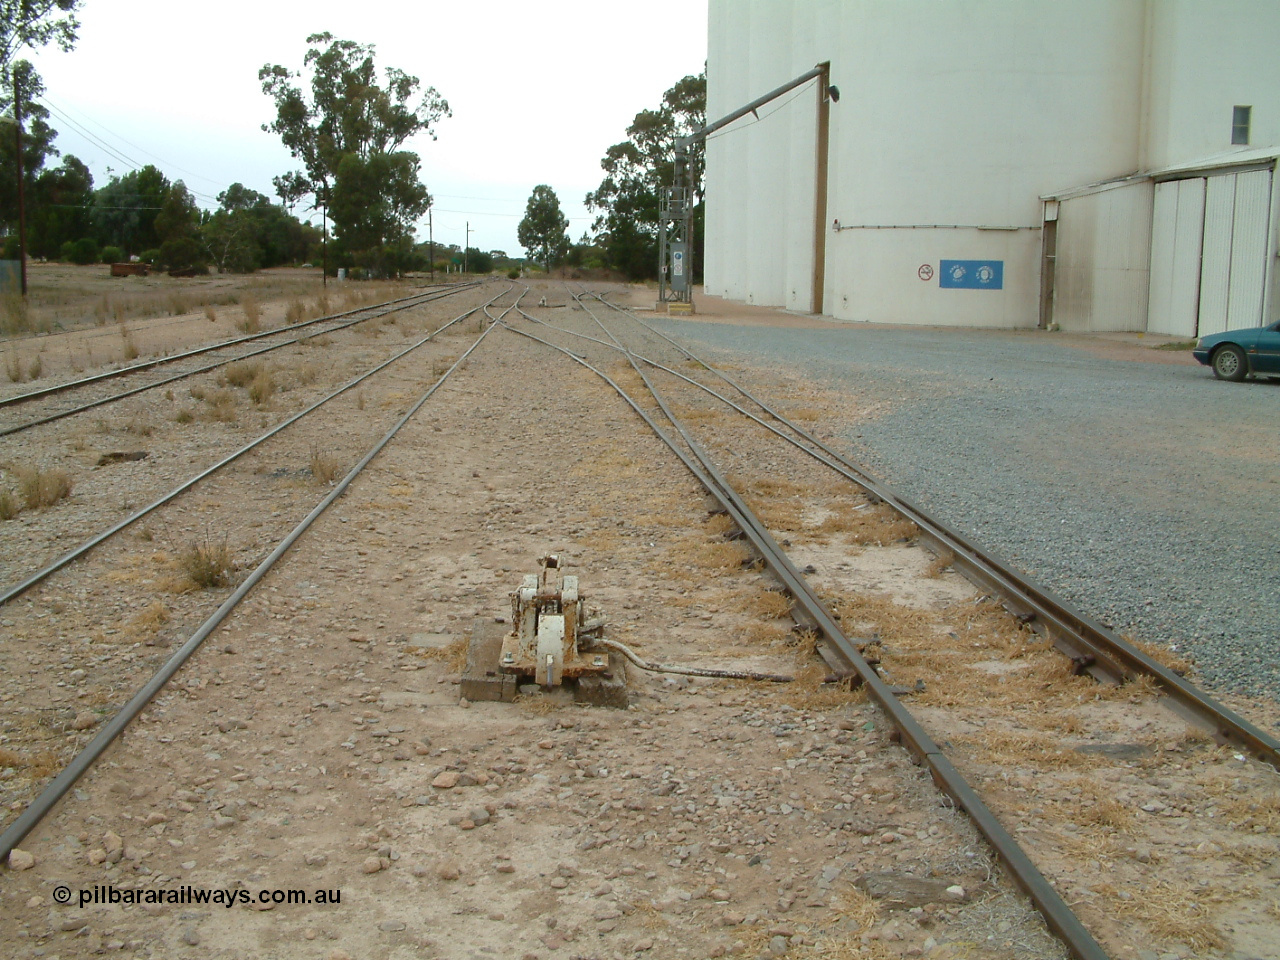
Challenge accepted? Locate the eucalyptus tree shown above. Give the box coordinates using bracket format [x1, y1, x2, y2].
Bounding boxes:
[585, 73, 705, 280]
[259, 33, 449, 274]
[517, 185, 570, 273]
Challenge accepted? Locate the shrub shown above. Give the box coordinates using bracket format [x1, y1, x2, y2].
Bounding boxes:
[0, 488, 18, 520]
[101, 246, 125, 264]
[139, 249, 160, 265]
[507, 268, 520, 280]
[66, 238, 100, 265]
[158, 238, 204, 273]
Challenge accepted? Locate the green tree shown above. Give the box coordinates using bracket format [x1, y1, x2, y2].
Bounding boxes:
[154, 180, 200, 246]
[329, 150, 429, 277]
[517, 185, 570, 273]
[463, 247, 493, 274]
[0, 61, 59, 238]
[27, 153, 93, 259]
[259, 33, 449, 269]
[0, 0, 81, 87]
[91, 165, 170, 255]
[585, 73, 705, 280]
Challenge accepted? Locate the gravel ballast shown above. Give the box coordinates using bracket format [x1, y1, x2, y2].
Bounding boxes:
[656, 317, 1280, 708]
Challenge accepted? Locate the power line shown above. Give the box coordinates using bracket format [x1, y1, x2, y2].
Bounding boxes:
[36, 94, 224, 205]
[39, 93, 228, 197]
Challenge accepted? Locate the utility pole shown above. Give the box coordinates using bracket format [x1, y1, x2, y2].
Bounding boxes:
[321, 193, 328, 289]
[428, 207, 434, 282]
[464, 221, 470, 274]
[13, 71, 29, 297]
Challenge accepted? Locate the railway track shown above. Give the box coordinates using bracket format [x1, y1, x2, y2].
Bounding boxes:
[1, 280, 1274, 960]
[0, 282, 481, 437]
[0, 284, 519, 852]
[492, 285, 1280, 960]
[0, 282, 500, 596]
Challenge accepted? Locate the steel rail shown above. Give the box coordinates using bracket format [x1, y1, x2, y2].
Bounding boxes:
[498, 316, 1110, 960]
[0, 284, 483, 438]
[0, 281, 479, 409]
[0, 286, 512, 609]
[0, 288, 521, 861]
[586, 292, 1280, 769]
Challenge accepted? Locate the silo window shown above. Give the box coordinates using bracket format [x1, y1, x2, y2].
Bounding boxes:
[1231, 105, 1251, 145]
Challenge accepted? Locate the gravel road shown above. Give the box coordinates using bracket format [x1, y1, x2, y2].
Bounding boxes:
[654, 318, 1280, 706]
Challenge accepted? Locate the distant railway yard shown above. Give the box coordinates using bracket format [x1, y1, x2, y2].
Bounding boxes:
[0, 275, 1277, 960]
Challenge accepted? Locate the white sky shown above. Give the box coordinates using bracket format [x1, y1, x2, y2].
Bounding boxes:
[26, 0, 709, 258]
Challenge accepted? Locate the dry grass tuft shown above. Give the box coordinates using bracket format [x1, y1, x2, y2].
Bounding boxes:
[309, 447, 342, 484]
[924, 548, 956, 578]
[0, 487, 18, 520]
[222, 360, 262, 389]
[120, 323, 139, 360]
[1128, 635, 1196, 677]
[747, 589, 793, 620]
[199, 389, 238, 423]
[285, 299, 305, 325]
[238, 297, 261, 333]
[248, 368, 276, 406]
[953, 727, 1096, 770]
[5, 353, 22, 382]
[1114, 881, 1228, 954]
[204, 305, 218, 322]
[18, 466, 73, 510]
[27, 355, 42, 380]
[817, 502, 918, 545]
[2, 290, 35, 335]
[176, 537, 234, 590]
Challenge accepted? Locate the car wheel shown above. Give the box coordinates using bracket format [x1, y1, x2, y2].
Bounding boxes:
[1211, 345, 1248, 382]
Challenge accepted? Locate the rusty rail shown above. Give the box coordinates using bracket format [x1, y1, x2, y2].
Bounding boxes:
[500, 316, 1110, 960]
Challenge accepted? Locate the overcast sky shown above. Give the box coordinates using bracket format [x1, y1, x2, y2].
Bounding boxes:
[25, 0, 708, 258]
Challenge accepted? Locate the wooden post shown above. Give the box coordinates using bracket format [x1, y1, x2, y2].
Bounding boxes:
[811, 62, 831, 316]
[13, 72, 29, 297]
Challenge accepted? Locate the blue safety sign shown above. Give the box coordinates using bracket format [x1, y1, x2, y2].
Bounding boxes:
[939, 260, 1003, 290]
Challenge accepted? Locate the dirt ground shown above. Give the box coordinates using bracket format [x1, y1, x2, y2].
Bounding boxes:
[0, 280, 1276, 960]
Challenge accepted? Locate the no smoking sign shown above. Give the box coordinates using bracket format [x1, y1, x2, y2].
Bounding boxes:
[918, 263, 934, 281]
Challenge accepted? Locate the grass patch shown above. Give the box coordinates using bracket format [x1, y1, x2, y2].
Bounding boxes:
[237, 297, 261, 334]
[176, 536, 234, 589]
[408, 635, 469, 672]
[222, 360, 262, 388]
[120, 323, 140, 360]
[199, 388, 238, 423]
[248, 368, 276, 406]
[18, 466, 73, 510]
[1153, 340, 1197, 351]
[309, 446, 342, 484]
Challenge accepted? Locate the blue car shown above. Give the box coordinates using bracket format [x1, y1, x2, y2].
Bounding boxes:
[1193, 320, 1280, 381]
